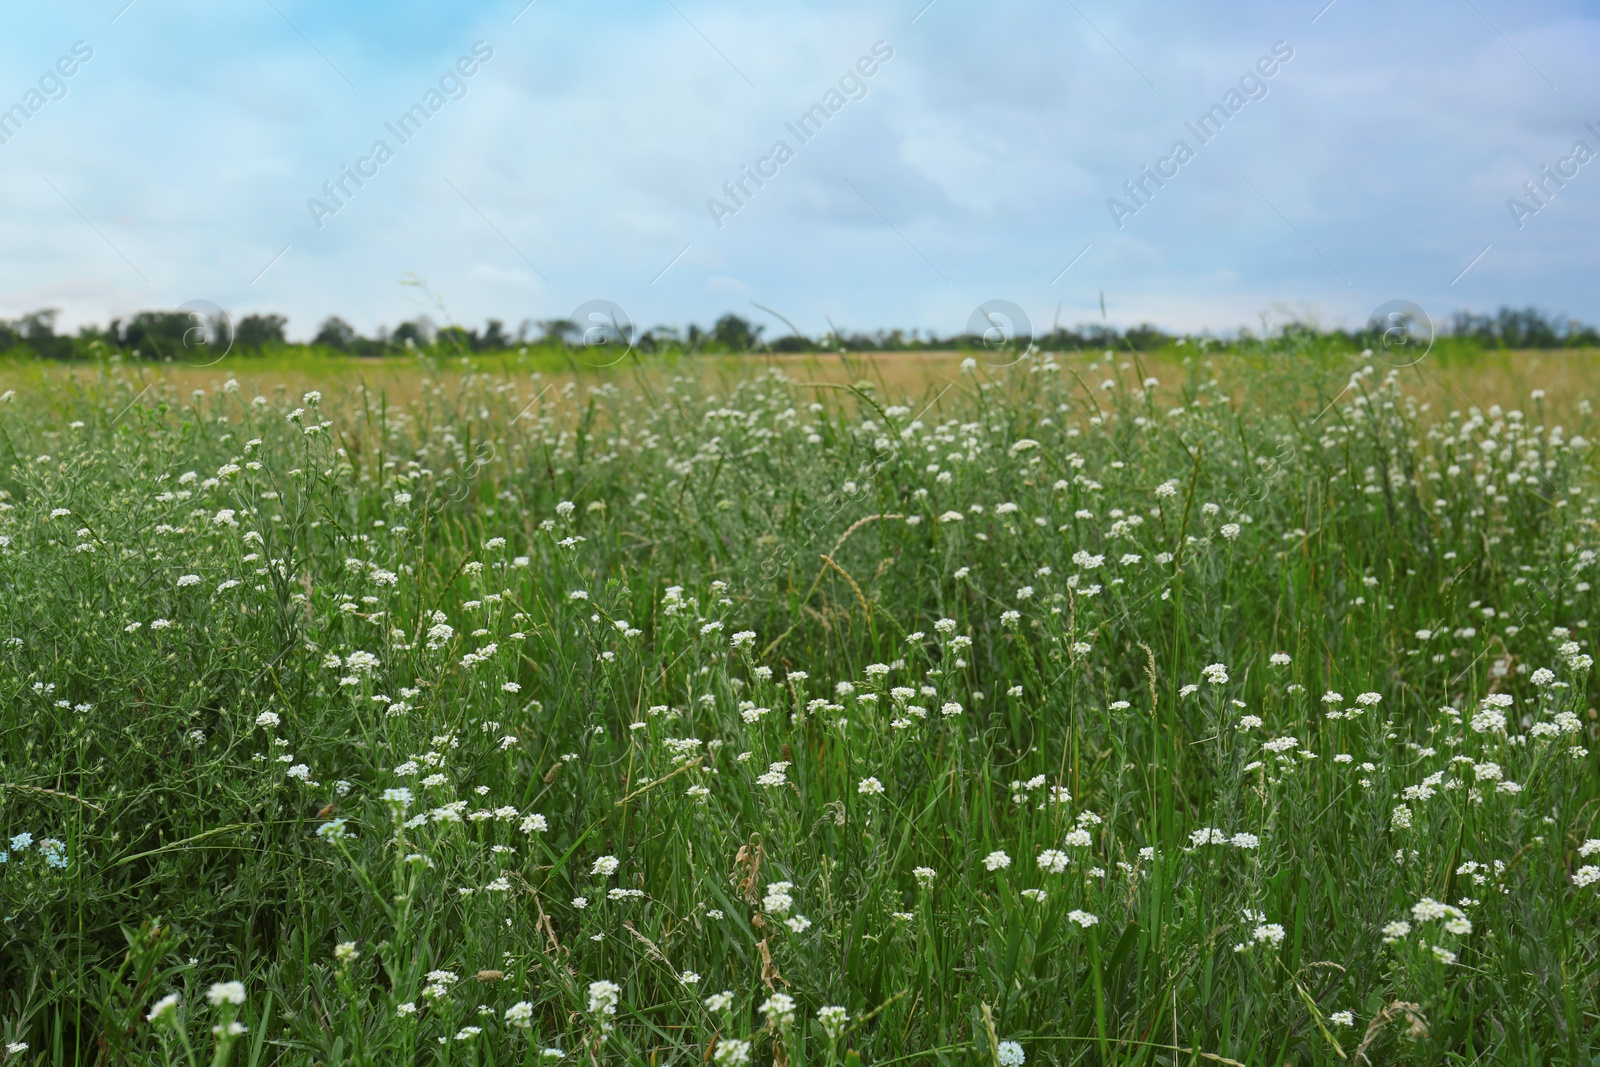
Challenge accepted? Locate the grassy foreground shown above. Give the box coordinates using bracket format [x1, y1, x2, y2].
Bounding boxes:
[0, 347, 1598, 1065]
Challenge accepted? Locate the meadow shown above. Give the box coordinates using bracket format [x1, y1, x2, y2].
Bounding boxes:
[0, 342, 1598, 1065]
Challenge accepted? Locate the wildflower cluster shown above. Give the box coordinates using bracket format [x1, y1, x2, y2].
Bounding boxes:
[0, 354, 1596, 1062]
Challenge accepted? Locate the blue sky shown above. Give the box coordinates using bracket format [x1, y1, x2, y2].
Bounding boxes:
[1, 0, 1596, 340]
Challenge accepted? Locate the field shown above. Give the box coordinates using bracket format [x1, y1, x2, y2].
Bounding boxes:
[1, 344, 1598, 1065]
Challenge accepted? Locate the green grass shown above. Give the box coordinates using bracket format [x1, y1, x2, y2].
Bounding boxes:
[0, 346, 1596, 1066]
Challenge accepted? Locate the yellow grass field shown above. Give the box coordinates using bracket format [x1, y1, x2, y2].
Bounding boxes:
[5, 347, 1597, 421]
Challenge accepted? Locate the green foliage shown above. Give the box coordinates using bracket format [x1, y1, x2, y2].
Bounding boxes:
[0, 348, 1597, 1065]
[4, 305, 1600, 362]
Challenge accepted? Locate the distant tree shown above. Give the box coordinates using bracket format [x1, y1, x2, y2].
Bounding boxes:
[392, 318, 434, 348]
[712, 314, 762, 351]
[121, 311, 194, 358]
[537, 320, 576, 345]
[1039, 328, 1089, 349]
[18, 309, 57, 342]
[1450, 306, 1572, 348]
[1124, 324, 1169, 349]
[480, 319, 511, 350]
[434, 325, 478, 354]
[1450, 310, 1484, 337]
[10, 309, 71, 358]
[235, 314, 288, 351]
[1498, 307, 1560, 348]
[314, 316, 359, 350]
[1567, 319, 1600, 347]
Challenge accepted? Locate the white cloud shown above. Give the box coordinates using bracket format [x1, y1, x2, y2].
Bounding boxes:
[0, 0, 1596, 339]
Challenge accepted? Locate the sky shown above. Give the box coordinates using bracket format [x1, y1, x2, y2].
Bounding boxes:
[1, 0, 1597, 342]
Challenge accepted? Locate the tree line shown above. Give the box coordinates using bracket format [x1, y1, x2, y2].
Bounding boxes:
[1, 306, 1596, 360]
